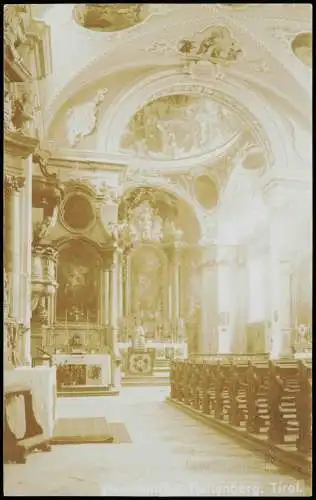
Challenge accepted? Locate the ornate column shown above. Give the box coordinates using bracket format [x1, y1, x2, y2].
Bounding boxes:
[104, 269, 110, 325]
[124, 252, 131, 318]
[98, 264, 104, 326]
[4, 175, 25, 320]
[99, 251, 111, 341]
[118, 251, 124, 326]
[21, 154, 33, 364]
[167, 253, 173, 326]
[109, 247, 121, 389]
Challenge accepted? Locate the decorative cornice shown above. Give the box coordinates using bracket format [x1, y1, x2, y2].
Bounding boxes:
[45, 147, 128, 172]
[4, 129, 38, 158]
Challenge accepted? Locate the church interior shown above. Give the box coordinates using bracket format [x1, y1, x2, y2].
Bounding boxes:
[4, 4, 312, 496]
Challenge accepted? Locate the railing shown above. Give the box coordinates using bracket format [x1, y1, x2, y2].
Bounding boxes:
[170, 356, 312, 458]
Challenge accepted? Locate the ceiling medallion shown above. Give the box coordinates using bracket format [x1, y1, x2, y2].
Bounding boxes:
[73, 4, 149, 32]
[177, 25, 243, 70]
[291, 32, 312, 68]
[120, 94, 241, 161]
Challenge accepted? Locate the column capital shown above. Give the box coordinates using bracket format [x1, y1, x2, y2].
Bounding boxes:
[4, 174, 26, 194]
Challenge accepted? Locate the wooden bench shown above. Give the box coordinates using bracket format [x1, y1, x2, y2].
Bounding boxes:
[4, 386, 51, 464]
[170, 355, 312, 461]
[296, 359, 312, 455]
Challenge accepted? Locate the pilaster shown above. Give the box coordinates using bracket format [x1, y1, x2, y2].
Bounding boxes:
[261, 177, 304, 357]
[199, 244, 219, 354]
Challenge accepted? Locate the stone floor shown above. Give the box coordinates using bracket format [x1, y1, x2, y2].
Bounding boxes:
[4, 387, 311, 497]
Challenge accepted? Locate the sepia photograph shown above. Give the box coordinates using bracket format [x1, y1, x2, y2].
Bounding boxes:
[3, 3, 312, 496]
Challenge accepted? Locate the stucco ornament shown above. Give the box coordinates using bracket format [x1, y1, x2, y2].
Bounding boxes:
[177, 25, 243, 66]
[66, 89, 108, 148]
[4, 5, 27, 62]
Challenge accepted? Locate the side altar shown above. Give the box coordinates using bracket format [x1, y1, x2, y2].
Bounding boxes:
[53, 353, 111, 391]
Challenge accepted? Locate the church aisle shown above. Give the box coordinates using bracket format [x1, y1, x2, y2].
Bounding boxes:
[4, 387, 311, 497]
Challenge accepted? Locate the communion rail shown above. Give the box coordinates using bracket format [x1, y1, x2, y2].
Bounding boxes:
[170, 355, 312, 477]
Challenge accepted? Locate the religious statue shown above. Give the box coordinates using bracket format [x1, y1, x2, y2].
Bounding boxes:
[4, 5, 27, 61]
[11, 92, 34, 133]
[134, 321, 146, 349]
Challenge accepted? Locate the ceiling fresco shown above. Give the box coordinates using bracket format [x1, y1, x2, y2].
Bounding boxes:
[73, 3, 149, 32]
[120, 94, 240, 161]
[292, 32, 312, 68]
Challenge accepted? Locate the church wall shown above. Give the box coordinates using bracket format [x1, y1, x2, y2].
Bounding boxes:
[47, 67, 157, 150]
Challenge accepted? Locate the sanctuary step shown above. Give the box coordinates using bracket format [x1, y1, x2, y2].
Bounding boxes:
[122, 363, 170, 387]
[57, 385, 119, 398]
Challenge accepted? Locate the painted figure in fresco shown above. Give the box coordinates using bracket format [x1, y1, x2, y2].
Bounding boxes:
[57, 245, 98, 322]
[74, 4, 144, 32]
[292, 33, 312, 68]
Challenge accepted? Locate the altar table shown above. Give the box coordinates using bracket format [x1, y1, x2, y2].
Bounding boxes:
[53, 354, 111, 389]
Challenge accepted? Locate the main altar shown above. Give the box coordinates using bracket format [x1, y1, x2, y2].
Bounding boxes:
[31, 185, 191, 391]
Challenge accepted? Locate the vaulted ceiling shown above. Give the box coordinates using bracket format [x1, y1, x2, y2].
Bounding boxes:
[32, 3, 312, 137]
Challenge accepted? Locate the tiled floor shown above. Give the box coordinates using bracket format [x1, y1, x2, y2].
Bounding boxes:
[4, 387, 311, 496]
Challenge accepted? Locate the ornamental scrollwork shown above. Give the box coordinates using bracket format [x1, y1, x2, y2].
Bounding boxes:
[6, 320, 28, 369]
[4, 175, 26, 195]
[66, 89, 108, 148]
[4, 5, 27, 62]
[33, 148, 57, 180]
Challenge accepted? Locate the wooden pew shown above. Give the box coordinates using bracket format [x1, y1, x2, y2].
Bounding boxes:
[228, 359, 250, 427]
[268, 359, 300, 445]
[296, 359, 312, 455]
[169, 354, 312, 462]
[244, 359, 270, 435]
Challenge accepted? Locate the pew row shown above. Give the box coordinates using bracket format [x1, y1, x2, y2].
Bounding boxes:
[170, 355, 312, 476]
